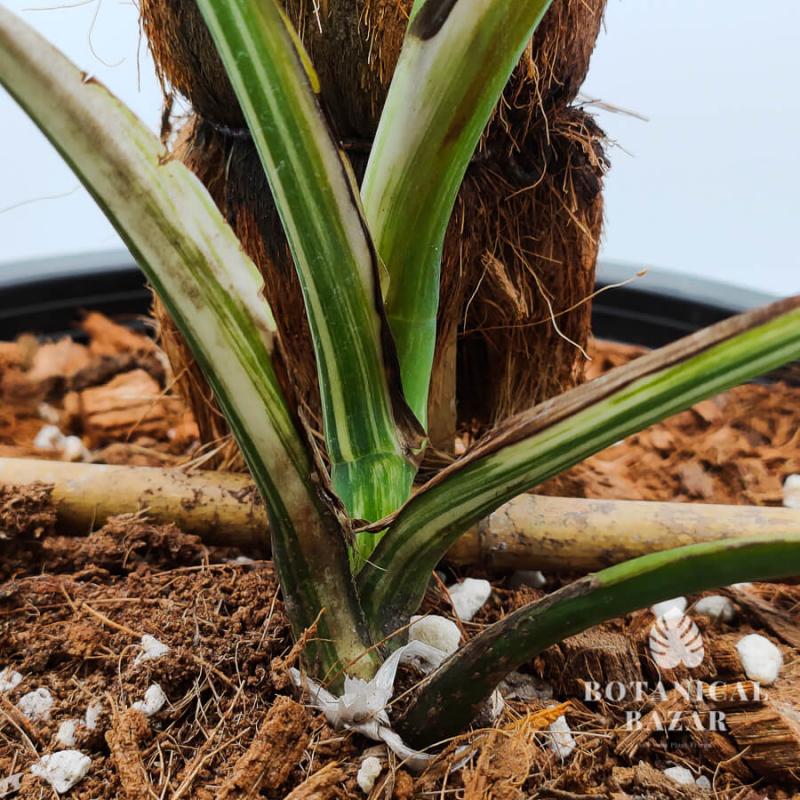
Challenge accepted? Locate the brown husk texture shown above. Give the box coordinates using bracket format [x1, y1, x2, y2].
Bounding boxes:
[142, 0, 607, 468]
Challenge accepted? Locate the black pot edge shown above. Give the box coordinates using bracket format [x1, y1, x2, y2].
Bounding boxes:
[593, 260, 779, 349]
[0, 248, 786, 353]
[0, 249, 150, 341]
[596, 260, 777, 313]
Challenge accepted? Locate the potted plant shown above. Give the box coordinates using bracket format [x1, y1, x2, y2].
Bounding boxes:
[1, 0, 799, 794]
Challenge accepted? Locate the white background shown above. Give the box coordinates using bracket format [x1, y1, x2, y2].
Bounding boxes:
[1, 0, 798, 295]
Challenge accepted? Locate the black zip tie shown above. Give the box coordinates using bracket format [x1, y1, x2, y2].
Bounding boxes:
[199, 115, 496, 166]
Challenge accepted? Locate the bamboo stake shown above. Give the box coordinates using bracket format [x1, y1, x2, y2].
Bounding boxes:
[2, 457, 798, 571]
[448, 494, 800, 571]
[0, 458, 264, 549]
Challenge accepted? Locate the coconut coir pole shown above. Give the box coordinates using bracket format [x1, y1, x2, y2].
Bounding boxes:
[3, 458, 799, 571]
[141, 0, 608, 462]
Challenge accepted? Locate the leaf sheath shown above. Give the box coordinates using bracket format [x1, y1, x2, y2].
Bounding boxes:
[398, 533, 800, 746]
[359, 297, 800, 637]
[361, 0, 554, 423]
[0, 6, 378, 681]
[195, 0, 418, 526]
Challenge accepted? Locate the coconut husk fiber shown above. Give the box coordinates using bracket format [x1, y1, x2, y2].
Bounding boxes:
[140, 0, 607, 469]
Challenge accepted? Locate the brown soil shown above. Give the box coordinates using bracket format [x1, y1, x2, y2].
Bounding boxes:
[539, 339, 800, 506]
[0, 315, 799, 797]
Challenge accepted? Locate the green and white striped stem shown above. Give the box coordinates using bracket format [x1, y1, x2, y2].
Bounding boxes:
[358, 297, 800, 638]
[361, 0, 554, 424]
[398, 532, 800, 746]
[0, 6, 378, 682]
[195, 0, 419, 532]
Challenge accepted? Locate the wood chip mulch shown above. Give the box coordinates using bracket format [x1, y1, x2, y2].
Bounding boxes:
[0, 317, 798, 797]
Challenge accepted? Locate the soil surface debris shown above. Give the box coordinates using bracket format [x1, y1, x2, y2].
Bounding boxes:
[0, 316, 798, 796]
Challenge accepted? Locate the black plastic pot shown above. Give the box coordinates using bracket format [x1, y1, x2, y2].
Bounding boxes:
[592, 261, 777, 348]
[0, 250, 150, 342]
[0, 248, 783, 350]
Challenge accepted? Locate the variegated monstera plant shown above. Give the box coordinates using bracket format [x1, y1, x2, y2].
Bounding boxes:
[1, 0, 799, 749]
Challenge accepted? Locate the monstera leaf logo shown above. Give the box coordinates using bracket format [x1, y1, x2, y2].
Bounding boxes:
[649, 611, 704, 669]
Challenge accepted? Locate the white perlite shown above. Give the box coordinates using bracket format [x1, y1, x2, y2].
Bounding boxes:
[132, 684, 167, 717]
[30, 751, 91, 794]
[447, 578, 491, 621]
[33, 425, 89, 462]
[650, 597, 687, 619]
[17, 688, 53, 721]
[84, 700, 102, 730]
[736, 634, 783, 685]
[0, 668, 22, 693]
[356, 756, 383, 794]
[33, 424, 63, 450]
[694, 595, 736, 623]
[663, 765, 695, 786]
[408, 615, 460, 656]
[61, 437, 89, 463]
[784, 474, 800, 509]
[56, 719, 80, 748]
[134, 634, 170, 665]
[695, 775, 712, 791]
[547, 714, 576, 761]
[291, 641, 450, 771]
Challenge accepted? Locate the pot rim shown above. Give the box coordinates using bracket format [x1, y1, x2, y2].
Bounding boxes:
[0, 248, 785, 354]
